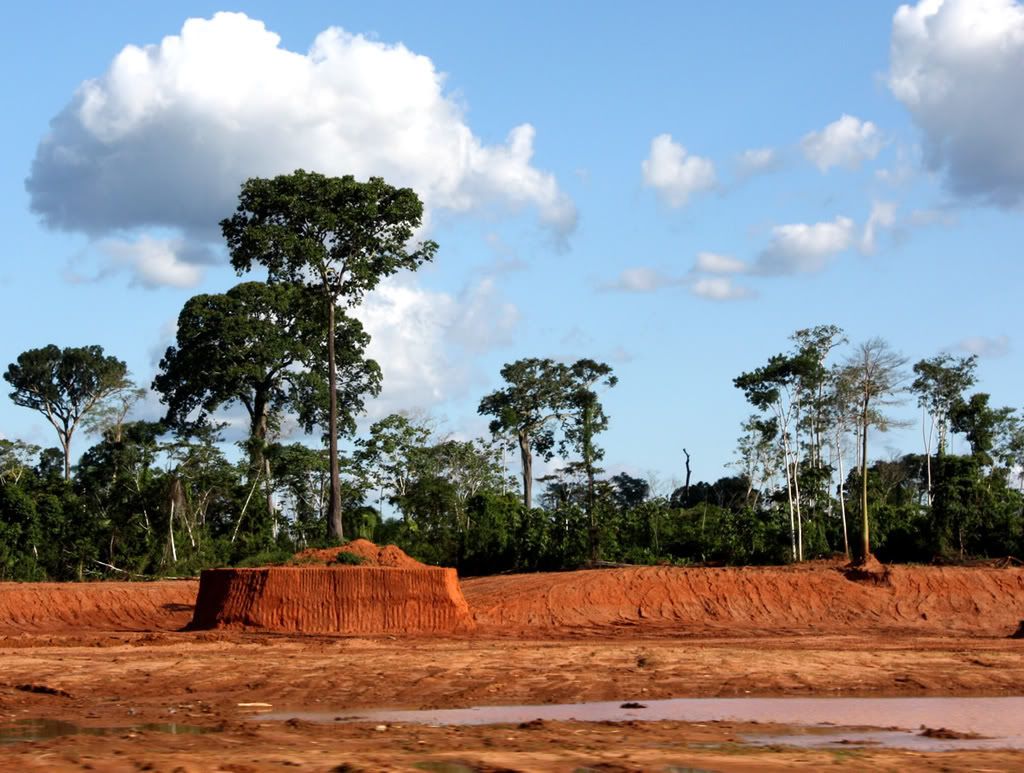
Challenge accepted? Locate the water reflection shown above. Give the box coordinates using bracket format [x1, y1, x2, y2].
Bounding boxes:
[256, 696, 1024, 751]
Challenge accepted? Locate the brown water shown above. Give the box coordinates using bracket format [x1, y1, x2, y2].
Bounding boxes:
[255, 697, 1024, 751]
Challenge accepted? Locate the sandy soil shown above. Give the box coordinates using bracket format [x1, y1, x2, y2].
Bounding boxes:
[1, 563, 1023, 771]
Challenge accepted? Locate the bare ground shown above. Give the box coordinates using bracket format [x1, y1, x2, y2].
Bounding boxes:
[1, 565, 1023, 771]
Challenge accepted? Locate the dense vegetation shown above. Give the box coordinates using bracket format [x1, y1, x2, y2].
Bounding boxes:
[2, 172, 1022, 581]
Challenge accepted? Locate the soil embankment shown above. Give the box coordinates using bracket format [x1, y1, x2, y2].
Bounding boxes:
[190, 564, 474, 634]
[463, 563, 1024, 637]
[0, 580, 197, 633]
[2, 561, 1023, 638]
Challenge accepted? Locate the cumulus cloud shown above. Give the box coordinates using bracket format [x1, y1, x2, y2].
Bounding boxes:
[755, 216, 856, 274]
[889, 0, 1024, 205]
[957, 334, 1011, 358]
[694, 251, 748, 274]
[860, 201, 898, 254]
[801, 115, 883, 172]
[27, 13, 575, 286]
[602, 267, 684, 293]
[641, 134, 717, 206]
[63, 236, 217, 288]
[354, 278, 519, 417]
[735, 147, 781, 178]
[690, 277, 754, 301]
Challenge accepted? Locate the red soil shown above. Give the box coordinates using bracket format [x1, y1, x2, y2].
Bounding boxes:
[292, 538, 427, 568]
[0, 580, 197, 633]
[2, 561, 1023, 639]
[462, 563, 1024, 637]
[190, 565, 474, 634]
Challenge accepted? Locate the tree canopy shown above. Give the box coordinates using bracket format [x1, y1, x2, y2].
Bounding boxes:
[4, 345, 129, 481]
[222, 171, 436, 540]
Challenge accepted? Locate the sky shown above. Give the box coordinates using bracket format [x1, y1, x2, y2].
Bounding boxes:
[1, 0, 1021, 490]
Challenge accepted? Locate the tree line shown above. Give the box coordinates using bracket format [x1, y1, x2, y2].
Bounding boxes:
[1, 171, 1022, 580]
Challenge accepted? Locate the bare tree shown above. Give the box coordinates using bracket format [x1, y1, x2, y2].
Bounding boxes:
[840, 338, 908, 563]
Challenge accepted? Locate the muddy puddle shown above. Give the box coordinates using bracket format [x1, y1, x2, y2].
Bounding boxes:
[254, 696, 1024, 751]
[0, 719, 215, 745]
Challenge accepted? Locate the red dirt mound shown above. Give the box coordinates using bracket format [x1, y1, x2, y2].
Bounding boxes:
[292, 538, 426, 568]
[0, 580, 197, 633]
[462, 564, 1024, 637]
[190, 566, 474, 634]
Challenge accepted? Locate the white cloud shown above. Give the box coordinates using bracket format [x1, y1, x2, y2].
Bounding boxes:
[354, 278, 519, 417]
[756, 216, 856, 274]
[694, 251, 748, 274]
[860, 201, 898, 254]
[801, 115, 883, 172]
[957, 334, 1010, 358]
[735, 147, 781, 177]
[641, 133, 717, 207]
[26, 13, 575, 286]
[889, 0, 1024, 205]
[603, 267, 683, 293]
[101, 236, 210, 288]
[690, 277, 754, 301]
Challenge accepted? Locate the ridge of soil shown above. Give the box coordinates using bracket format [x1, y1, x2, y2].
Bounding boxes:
[0, 580, 197, 633]
[462, 563, 1024, 637]
[2, 561, 1023, 637]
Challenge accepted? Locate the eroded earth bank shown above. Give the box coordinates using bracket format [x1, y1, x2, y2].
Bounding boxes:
[1, 555, 1023, 771]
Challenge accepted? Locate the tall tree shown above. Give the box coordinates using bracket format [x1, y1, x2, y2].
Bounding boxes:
[559, 359, 617, 562]
[479, 358, 577, 510]
[949, 393, 1015, 466]
[154, 281, 380, 520]
[911, 353, 977, 503]
[4, 345, 129, 481]
[791, 325, 846, 469]
[353, 413, 433, 514]
[734, 352, 816, 560]
[839, 338, 908, 562]
[222, 172, 436, 540]
[825, 365, 860, 559]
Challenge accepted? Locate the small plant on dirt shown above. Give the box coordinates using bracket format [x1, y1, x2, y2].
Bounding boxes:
[332, 551, 367, 566]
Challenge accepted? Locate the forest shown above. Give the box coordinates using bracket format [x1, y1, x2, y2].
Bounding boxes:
[1, 171, 1022, 581]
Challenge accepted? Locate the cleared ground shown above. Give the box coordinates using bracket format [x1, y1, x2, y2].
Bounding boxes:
[1, 562, 1022, 771]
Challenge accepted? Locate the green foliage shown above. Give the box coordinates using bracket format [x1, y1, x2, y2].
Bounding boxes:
[332, 551, 367, 566]
[2, 305, 1022, 581]
[223, 171, 436, 541]
[4, 344, 129, 480]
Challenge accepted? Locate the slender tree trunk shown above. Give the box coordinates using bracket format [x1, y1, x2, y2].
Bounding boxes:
[860, 402, 871, 561]
[683, 448, 691, 503]
[518, 430, 533, 510]
[792, 446, 804, 561]
[265, 455, 277, 538]
[923, 409, 934, 506]
[837, 438, 849, 559]
[583, 403, 597, 563]
[250, 396, 277, 526]
[326, 296, 344, 542]
[62, 436, 71, 482]
[168, 499, 178, 564]
[781, 430, 797, 561]
[791, 399, 804, 561]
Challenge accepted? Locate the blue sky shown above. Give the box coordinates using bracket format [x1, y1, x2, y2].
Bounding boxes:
[1, 1, 1021, 489]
